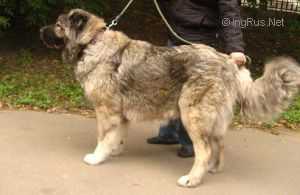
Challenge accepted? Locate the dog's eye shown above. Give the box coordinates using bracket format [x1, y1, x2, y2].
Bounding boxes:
[55, 23, 64, 31]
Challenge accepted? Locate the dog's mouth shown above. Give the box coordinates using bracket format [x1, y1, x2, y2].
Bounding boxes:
[40, 25, 65, 49]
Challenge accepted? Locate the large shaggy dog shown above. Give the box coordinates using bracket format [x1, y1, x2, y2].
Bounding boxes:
[40, 9, 300, 187]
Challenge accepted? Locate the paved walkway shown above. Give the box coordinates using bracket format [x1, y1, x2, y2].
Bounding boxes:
[0, 111, 299, 195]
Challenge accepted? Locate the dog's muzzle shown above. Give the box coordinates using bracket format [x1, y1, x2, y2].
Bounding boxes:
[40, 25, 65, 49]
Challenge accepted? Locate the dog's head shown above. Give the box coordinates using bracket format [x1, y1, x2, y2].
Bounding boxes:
[40, 9, 106, 62]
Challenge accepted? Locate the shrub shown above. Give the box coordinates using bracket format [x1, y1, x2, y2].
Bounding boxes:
[0, 0, 104, 30]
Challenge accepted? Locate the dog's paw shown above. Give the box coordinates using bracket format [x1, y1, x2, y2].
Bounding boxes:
[177, 175, 202, 188]
[208, 161, 224, 174]
[208, 167, 218, 174]
[208, 166, 223, 174]
[83, 153, 106, 165]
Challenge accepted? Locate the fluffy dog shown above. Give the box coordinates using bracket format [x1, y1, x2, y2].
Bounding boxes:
[40, 9, 300, 187]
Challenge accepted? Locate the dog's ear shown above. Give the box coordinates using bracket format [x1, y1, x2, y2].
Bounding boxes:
[69, 11, 89, 32]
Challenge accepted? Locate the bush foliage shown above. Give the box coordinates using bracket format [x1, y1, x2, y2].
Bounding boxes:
[0, 0, 104, 30]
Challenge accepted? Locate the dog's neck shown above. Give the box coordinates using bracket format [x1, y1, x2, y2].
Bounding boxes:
[77, 28, 106, 59]
[75, 30, 131, 83]
[89, 28, 106, 44]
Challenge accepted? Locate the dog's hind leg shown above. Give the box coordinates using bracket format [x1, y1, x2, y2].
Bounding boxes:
[84, 107, 127, 165]
[208, 136, 225, 173]
[209, 90, 234, 173]
[177, 81, 224, 187]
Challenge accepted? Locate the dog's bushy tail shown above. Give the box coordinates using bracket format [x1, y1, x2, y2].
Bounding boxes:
[237, 57, 300, 122]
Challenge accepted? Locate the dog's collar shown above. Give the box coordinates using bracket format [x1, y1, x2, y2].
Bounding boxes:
[90, 28, 106, 45]
[77, 29, 105, 60]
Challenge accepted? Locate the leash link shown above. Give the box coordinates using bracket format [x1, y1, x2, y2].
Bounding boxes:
[106, 0, 135, 30]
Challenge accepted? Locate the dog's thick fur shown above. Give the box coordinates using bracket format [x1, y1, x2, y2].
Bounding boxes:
[40, 9, 300, 187]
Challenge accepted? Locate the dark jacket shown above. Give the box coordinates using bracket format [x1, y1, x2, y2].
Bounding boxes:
[158, 0, 245, 53]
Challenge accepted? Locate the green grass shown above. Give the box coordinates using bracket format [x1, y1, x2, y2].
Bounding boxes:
[0, 52, 88, 110]
[16, 49, 33, 66]
[0, 71, 86, 109]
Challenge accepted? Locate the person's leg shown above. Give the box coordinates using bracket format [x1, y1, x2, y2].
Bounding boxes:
[175, 119, 194, 158]
[147, 119, 179, 144]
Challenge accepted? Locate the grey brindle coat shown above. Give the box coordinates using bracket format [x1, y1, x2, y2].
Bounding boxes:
[40, 9, 300, 187]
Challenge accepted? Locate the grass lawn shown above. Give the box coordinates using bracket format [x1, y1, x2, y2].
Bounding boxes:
[0, 49, 88, 112]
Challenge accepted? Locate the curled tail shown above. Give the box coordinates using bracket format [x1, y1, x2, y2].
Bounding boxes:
[237, 57, 300, 121]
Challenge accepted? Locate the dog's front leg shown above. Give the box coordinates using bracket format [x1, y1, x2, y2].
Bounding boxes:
[84, 107, 127, 165]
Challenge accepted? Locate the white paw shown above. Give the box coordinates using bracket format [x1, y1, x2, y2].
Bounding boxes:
[177, 175, 202, 188]
[177, 175, 190, 187]
[83, 153, 106, 165]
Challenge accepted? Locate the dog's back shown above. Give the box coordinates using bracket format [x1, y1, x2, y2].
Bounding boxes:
[116, 41, 237, 121]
